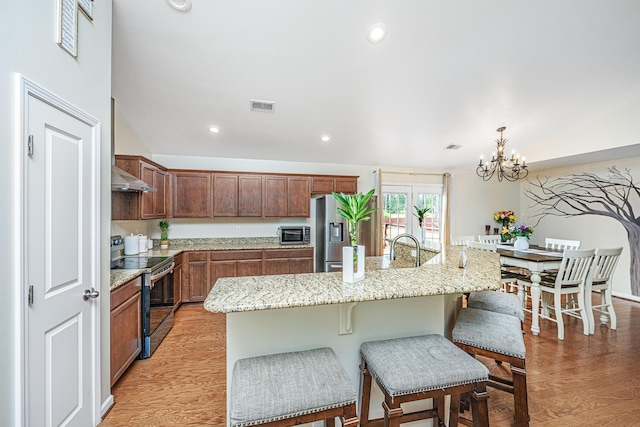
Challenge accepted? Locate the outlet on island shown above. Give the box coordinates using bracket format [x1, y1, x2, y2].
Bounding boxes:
[236, 226, 241, 233]
[411, 250, 417, 257]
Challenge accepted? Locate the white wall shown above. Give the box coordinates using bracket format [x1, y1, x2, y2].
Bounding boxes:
[520, 156, 640, 298]
[0, 1, 113, 425]
[451, 170, 522, 239]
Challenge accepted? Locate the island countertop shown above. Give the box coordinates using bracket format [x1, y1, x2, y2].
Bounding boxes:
[204, 245, 500, 313]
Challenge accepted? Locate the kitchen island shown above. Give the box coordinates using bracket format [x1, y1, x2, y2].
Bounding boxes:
[204, 245, 500, 426]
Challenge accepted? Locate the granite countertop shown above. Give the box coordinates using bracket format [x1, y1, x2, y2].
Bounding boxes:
[204, 245, 501, 313]
[109, 237, 312, 290]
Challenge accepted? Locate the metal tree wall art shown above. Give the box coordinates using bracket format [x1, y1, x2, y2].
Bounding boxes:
[525, 167, 640, 295]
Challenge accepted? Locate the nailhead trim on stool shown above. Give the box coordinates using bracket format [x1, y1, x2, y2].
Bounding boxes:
[230, 347, 359, 427]
[359, 334, 490, 427]
[453, 308, 529, 426]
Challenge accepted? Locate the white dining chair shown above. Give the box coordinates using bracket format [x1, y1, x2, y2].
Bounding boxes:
[466, 240, 497, 252]
[585, 247, 622, 334]
[544, 238, 581, 251]
[451, 235, 476, 246]
[478, 235, 501, 244]
[538, 249, 594, 340]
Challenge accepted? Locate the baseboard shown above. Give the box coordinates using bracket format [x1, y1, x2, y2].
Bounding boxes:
[612, 291, 640, 303]
[101, 394, 115, 420]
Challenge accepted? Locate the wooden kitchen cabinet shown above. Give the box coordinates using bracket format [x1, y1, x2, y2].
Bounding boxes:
[210, 250, 262, 285]
[110, 276, 142, 386]
[335, 177, 358, 194]
[263, 175, 310, 218]
[213, 173, 238, 216]
[213, 173, 263, 217]
[112, 155, 167, 220]
[182, 248, 314, 301]
[171, 171, 213, 218]
[183, 251, 210, 302]
[263, 248, 314, 275]
[173, 253, 183, 310]
[238, 174, 263, 217]
[310, 175, 358, 194]
[140, 162, 167, 219]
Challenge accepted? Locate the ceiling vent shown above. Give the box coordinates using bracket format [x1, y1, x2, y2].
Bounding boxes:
[250, 100, 275, 112]
[445, 144, 462, 150]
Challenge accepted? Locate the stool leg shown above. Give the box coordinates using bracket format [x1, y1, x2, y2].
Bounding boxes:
[470, 382, 490, 427]
[341, 402, 360, 427]
[382, 398, 403, 427]
[359, 361, 372, 427]
[511, 365, 529, 427]
[448, 394, 460, 427]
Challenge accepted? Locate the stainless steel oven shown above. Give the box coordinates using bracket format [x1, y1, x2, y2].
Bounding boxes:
[111, 236, 175, 359]
[142, 258, 175, 358]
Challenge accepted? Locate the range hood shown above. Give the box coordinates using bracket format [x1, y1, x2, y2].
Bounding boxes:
[111, 165, 157, 192]
[110, 97, 156, 192]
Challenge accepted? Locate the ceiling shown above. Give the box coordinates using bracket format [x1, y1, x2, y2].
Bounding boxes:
[111, 0, 640, 171]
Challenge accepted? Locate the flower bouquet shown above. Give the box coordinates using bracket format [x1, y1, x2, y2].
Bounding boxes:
[494, 210, 516, 242]
[508, 223, 534, 250]
[508, 224, 534, 239]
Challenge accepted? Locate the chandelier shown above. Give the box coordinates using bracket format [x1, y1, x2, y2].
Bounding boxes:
[476, 126, 528, 182]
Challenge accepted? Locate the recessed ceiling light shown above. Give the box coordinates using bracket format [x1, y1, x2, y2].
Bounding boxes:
[367, 23, 387, 43]
[321, 135, 331, 142]
[208, 126, 220, 134]
[166, 0, 192, 12]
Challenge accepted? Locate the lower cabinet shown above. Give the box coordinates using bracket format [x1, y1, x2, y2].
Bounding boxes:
[184, 251, 210, 303]
[211, 250, 262, 285]
[263, 248, 314, 275]
[182, 248, 314, 302]
[110, 276, 142, 386]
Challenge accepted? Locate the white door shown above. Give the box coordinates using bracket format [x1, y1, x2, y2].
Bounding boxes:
[24, 83, 99, 427]
[382, 184, 442, 254]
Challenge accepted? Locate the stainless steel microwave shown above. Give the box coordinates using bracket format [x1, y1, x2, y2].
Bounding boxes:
[279, 226, 311, 245]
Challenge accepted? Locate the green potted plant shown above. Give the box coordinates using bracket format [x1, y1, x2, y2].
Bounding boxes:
[413, 205, 431, 243]
[159, 220, 170, 249]
[332, 189, 377, 282]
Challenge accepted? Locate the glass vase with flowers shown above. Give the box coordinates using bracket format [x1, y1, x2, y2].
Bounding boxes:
[494, 210, 516, 242]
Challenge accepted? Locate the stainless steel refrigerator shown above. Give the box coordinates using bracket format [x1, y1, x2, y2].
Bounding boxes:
[315, 195, 378, 272]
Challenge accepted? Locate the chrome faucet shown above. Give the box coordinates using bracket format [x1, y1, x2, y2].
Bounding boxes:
[390, 234, 421, 267]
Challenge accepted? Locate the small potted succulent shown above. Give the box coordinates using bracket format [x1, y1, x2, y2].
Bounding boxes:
[159, 220, 170, 249]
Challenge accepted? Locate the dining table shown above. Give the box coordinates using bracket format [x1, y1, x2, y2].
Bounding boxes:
[497, 244, 565, 336]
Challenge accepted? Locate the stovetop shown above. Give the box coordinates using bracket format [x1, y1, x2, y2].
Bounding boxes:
[111, 256, 172, 271]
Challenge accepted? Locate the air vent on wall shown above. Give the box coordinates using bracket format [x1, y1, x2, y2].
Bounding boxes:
[445, 144, 462, 150]
[250, 99, 275, 112]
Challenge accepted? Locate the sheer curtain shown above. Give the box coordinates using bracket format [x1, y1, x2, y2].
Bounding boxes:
[441, 173, 451, 247]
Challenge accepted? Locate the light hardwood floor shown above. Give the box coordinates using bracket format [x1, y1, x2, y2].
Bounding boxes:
[100, 296, 640, 426]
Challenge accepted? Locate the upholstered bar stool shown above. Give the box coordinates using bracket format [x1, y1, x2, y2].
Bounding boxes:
[229, 347, 359, 427]
[359, 334, 490, 427]
[452, 308, 529, 426]
[467, 291, 525, 324]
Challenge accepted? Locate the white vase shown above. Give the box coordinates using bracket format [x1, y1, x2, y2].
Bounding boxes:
[514, 236, 529, 251]
[343, 245, 365, 283]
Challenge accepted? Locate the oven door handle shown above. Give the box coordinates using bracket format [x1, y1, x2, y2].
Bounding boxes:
[150, 262, 175, 282]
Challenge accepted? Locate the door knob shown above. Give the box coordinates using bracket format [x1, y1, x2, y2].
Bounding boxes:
[83, 287, 100, 300]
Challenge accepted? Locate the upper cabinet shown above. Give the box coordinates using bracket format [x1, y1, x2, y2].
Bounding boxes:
[112, 155, 167, 221]
[140, 162, 167, 219]
[263, 175, 310, 218]
[112, 156, 358, 221]
[310, 175, 358, 195]
[171, 170, 213, 218]
[213, 173, 263, 217]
